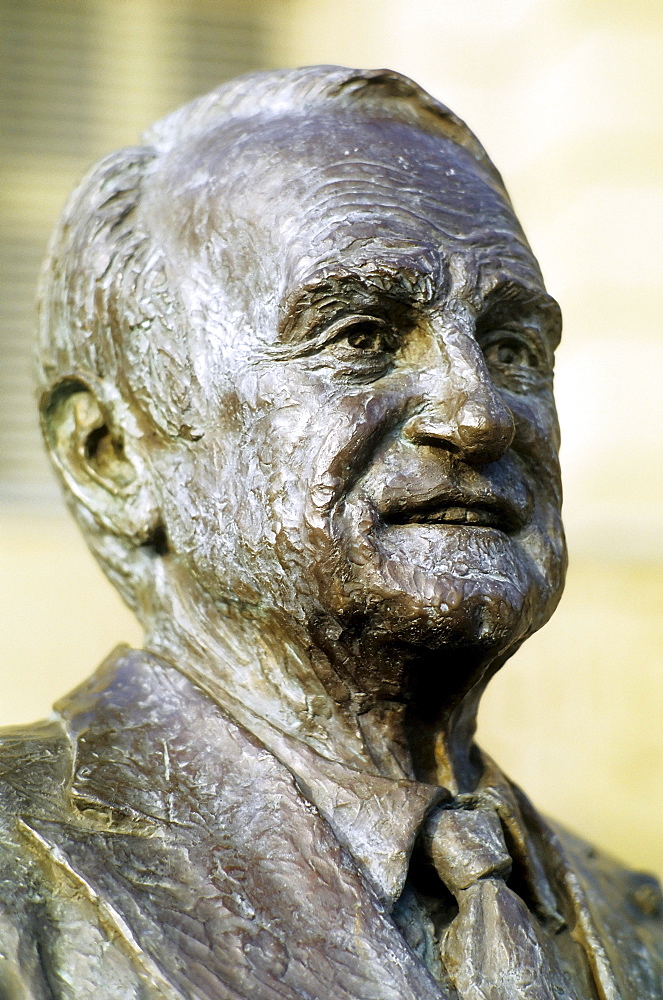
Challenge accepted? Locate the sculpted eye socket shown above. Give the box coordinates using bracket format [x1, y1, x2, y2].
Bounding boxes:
[328, 315, 397, 355]
[269, 312, 399, 364]
[342, 319, 392, 352]
[482, 333, 539, 369]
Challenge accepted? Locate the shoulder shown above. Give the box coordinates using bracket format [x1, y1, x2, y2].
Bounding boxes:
[0, 714, 73, 869]
[0, 698, 174, 998]
[552, 821, 663, 992]
[0, 717, 73, 997]
[0, 715, 72, 818]
[506, 772, 663, 995]
[554, 822, 663, 923]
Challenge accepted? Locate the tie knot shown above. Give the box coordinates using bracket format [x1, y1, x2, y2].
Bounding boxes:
[424, 803, 512, 894]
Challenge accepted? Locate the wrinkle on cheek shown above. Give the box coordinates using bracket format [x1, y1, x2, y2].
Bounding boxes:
[508, 390, 558, 439]
[508, 395, 562, 501]
[305, 390, 406, 526]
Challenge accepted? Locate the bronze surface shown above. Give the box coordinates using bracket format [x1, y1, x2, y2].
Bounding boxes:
[1, 66, 660, 999]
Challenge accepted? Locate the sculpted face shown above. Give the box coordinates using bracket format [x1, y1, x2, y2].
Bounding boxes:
[144, 108, 566, 684]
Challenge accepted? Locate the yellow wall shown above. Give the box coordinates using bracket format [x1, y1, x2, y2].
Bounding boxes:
[2, 0, 661, 879]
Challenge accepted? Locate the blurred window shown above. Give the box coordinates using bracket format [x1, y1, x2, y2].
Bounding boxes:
[0, 0, 267, 506]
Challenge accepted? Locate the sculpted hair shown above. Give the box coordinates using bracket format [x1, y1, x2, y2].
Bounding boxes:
[37, 65, 504, 437]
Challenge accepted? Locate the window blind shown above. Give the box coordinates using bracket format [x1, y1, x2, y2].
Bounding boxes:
[0, 0, 267, 506]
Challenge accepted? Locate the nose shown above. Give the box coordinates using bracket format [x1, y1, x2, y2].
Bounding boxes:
[402, 332, 515, 465]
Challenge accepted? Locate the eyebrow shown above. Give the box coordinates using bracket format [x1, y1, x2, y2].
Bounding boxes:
[278, 259, 440, 344]
[476, 278, 563, 349]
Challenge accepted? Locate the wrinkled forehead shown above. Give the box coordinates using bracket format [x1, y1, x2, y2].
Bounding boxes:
[146, 109, 544, 324]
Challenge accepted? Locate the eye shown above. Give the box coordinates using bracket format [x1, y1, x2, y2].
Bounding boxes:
[482, 334, 539, 369]
[343, 321, 390, 352]
[332, 316, 396, 355]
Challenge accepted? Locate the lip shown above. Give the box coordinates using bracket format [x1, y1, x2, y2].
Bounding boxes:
[380, 491, 528, 534]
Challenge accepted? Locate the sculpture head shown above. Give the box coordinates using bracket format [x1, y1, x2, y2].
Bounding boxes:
[38, 67, 565, 703]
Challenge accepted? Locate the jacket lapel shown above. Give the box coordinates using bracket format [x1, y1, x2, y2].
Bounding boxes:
[22, 648, 659, 1000]
[24, 649, 446, 1000]
[514, 784, 663, 1000]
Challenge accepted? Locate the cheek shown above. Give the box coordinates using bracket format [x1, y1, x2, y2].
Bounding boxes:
[151, 439, 235, 554]
[302, 388, 406, 529]
[242, 367, 403, 521]
[509, 392, 562, 493]
[510, 388, 560, 450]
[505, 396, 566, 609]
[230, 375, 405, 602]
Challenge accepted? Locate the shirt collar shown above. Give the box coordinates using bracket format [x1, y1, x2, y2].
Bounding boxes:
[67, 647, 563, 927]
[231, 707, 446, 907]
[235, 709, 564, 926]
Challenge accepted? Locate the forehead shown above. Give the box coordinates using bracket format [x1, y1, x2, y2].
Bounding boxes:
[150, 108, 544, 317]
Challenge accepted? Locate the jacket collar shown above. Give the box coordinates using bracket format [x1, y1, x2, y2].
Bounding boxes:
[37, 644, 650, 1000]
[223, 704, 447, 907]
[36, 645, 447, 1000]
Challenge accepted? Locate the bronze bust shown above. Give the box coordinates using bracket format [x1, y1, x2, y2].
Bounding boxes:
[1, 66, 660, 999]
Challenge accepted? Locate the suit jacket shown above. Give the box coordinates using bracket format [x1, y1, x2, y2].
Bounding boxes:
[0, 647, 661, 1000]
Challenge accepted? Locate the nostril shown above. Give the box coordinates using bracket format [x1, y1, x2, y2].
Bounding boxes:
[402, 413, 455, 447]
[412, 433, 461, 455]
[402, 398, 515, 463]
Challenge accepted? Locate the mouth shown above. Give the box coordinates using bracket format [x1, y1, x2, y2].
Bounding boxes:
[381, 493, 527, 534]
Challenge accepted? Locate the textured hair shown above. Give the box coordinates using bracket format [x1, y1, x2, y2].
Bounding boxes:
[37, 65, 504, 439]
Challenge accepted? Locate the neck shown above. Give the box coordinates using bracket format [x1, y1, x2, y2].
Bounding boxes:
[142, 570, 499, 793]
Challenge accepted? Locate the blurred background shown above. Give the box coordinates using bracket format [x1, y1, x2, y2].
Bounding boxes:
[1, 0, 661, 878]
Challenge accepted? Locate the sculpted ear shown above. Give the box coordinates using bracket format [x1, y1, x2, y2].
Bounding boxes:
[40, 377, 160, 544]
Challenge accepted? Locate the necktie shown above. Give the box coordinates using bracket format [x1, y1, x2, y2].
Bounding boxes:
[424, 800, 576, 1000]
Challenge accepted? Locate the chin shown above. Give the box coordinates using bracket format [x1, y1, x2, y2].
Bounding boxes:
[327, 517, 563, 658]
